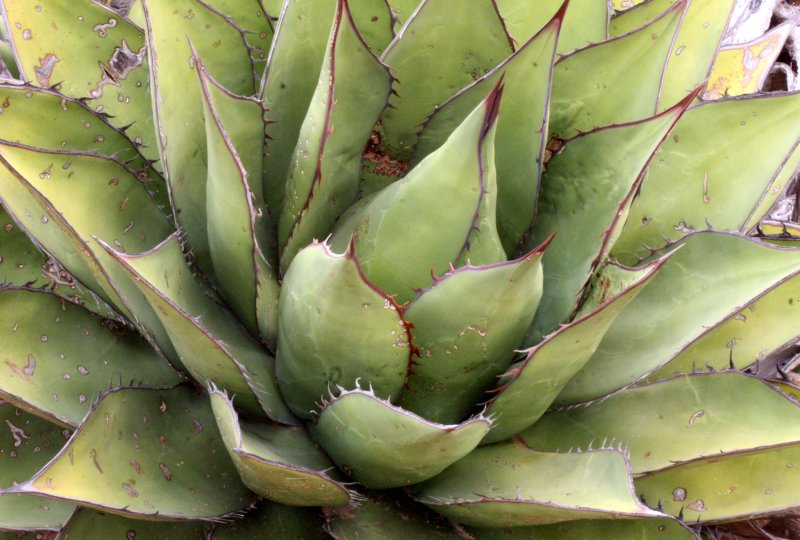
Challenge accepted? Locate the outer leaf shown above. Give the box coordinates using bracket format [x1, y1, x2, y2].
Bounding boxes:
[610, 0, 681, 36]
[495, 0, 608, 54]
[59, 508, 206, 539]
[482, 258, 663, 444]
[656, 0, 736, 111]
[327, 495, 463, 539]
[414, 10, 561, 253]
[140, 0, 261, 274]
[209, 388, 352, 507]
[634, 441, 800, 523]
[196, 53, 278, 344]
[558, 233, 800, 404]
[211, 502, 328, 539]
[469, 518, 699, 539]
[1, 0, 157, 162]
[549, 2, 684, 140]
[399, 245, 546, 425]
[614, 92, 800, 262]
[0, 288, 180, 427]
[525, 373, 800, 475]
[0, 405, 75, 531]
[0, 142, 177, 359]
[363, 0, 513, 193]
[331, 86, 506, 303]
[275, 242, 411, 419]
[278, 0, 392, 270]
[414, 441, 660, 527]
[527, 91, 693, 342]
[97, 235, 294, 424]
[260, 0, 336, 216]
[311, 388, 491, 489]
[9, 386, 255, 520]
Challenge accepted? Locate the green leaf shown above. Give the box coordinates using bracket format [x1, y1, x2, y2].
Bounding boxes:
[414, 10, 561, 252]
[311, 388, 490, 489]
[414, 440, 659, 527]
[0, 287, 180, 427]
[614, 92, 800, 263]
[96, 235, 294, 424]
[469, 518, 699, 539]
[0, 405, 75, 531]
[549, 2, 684, 140]
[276, 242, 410, 419]
[1, 0, 158, 164]
[140, 0, 261, 275]
[655, 0, 737, 111]
[195, 52, 279, 345]
[610, 0, 681, 36]
[399, 245, 546, 425]
[496, 0, 608, 55]
[348, 0, 395, 56]
[278, 0, 392, 271]
[524, 373, 800, 475]
[0, 142, 178, 359]
[482, 258, 662, 444]
[331, 85, 506, 303]
[209, 387, 352, 507]
[8, 386, 256, 520]
[260, 0, 337, 217]
[211, 502, 328, 539]
[634, 440, 800, 523]
[557, 233, 800, 404]
[526, 92, 692, 342]
[327, 494, 463, 539]
[59, 508, 207, 539]
[363, 0, 513, 193]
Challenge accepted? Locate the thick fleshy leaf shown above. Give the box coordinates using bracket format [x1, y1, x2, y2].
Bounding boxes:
[8, 386, 255, 520]
[614, 92, 800, 263]
[275, 242, 410, 419]
[549, 2, 684, 140]
[414, 441, 659, 527]
[331, 86, 506, 302]
[59, 508, 206, 539]
[195, 53, 278, 344]
[414, 10, 561, 252]
[278, 0, 392, 270]
[495, 0, 608, 54]
[482, 259, 663, 444]
[97, 235, 294, 424]
[609, 0, 680, 36]
[140, 0, 264, 274]
[655, 0, 737, 111]
[211, 503, 328, 539]
[470, 518, 699, 539]
[558, 233, 800, 404]
[209, 387, 352, 507]
[0, 142, 177, 359]
[0, 405, 75, 531]
[705, 22, 792, 99]
[312, 388, 491, 489]
[527, 92, 692, 342]
[1, 0, 157, 162]
[635, 440, 800, 523]
[362, 0, 513, 193]
[0, 85, 161, 183]
[348, 0, 395, 56]
[260, 1, 337, 216]
[399, 245, 546, 425]
[327, 495, 463, 539]
[525, 373, 800, 475]
[0, 287, 180, 427]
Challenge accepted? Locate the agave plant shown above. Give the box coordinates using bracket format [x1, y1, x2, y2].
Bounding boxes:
[1, 0, 800, 537]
